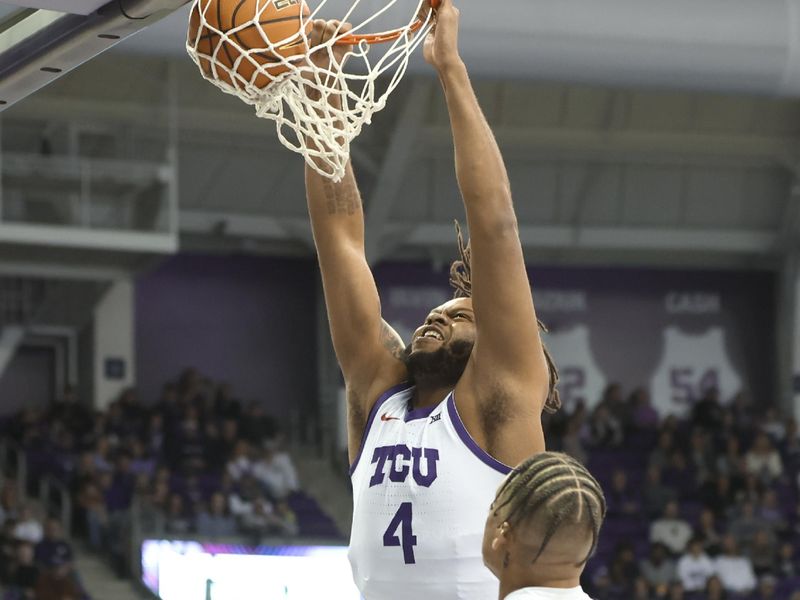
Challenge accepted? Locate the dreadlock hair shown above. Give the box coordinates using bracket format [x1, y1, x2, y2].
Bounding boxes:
[449, 221, 562, 413]
[492, 452, 606, 567]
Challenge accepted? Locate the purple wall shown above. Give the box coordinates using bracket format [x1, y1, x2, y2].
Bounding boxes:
[374, 262, 776, 414]
[135, 255, 318, 423]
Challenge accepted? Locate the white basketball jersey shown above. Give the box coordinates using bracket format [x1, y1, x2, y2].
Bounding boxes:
[505, 587, 593, 599]
[349, 383, 510, 600]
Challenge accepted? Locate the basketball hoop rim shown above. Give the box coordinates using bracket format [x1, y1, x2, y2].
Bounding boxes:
[332, 0, 439, 46]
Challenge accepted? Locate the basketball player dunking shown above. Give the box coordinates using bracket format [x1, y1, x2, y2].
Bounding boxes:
[304, 1, 560, 598]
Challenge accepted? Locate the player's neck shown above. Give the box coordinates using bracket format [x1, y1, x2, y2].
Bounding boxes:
[499, 571, 582, 599]
[411, 384, 453, 410]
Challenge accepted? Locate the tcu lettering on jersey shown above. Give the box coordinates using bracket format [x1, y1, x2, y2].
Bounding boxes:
[369, 445, 440, 487]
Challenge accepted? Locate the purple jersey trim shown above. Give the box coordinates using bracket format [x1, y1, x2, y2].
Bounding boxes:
[404, 402, 438, 423]
[447, 393, 513, 475]
[349, 382, 413, 476]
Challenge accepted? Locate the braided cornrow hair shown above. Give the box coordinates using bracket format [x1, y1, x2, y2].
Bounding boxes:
[492, 452, 606, 566]
[449, 221, 562, 413]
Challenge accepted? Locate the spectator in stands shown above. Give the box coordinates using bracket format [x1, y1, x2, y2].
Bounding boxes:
[239, 402, 280, 446]
[729, 501, 765, 551]
[587, 404, 623, 448]
[759, 489, 787, 535]
[745, 433, 783, 484]
[226, 440, 253, 482]
[145, 413, 165, 458]
[0, 480, 18, 524]
[79, 475, 109, 550]
[608, 542, 640, 596]
[704, 576, 727, 600]
[252, 441, 299, 501]
[639, 543, 676, 593]
[107, 451, 136, 513]
[229, 473, 262, 519]
[606, 468, 640, 518]
[701, 474, 737, 521]
[631, 577, 650, 600]
[667, 582, 685, 600]
[740, 473, 763, 506]
[239, 496, 278, 541]
[599, 383, 629, 426]
[91, 437, 112, 474]
[716, 437, 744, 479]
[713, 534, 756, 595]
[629, 387, 659, 430]
[749, 529, 778, 577]
[695, 508, 722, 556]
[650, 501, 693, 555]
[129, 438, 156, 478]
[6, 542, 39, 600]
[687, 429, 715, 485]
[34, 518, 74, 572]
[13, 505, 43, 544]
[174, 408, 207, 474]
[761, 408, 786, 442]
[777, 542, 798, 579]
[676, 537, 715, 593]
[164, 493, 192, 535]
[692, 387, 724, 431]
[649, 431, 675, 470]
[196, 492, 237, 538]
[752, 575, 777, 600]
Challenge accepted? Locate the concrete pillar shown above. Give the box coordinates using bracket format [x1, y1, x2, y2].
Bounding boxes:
[93, 279, 135, 411]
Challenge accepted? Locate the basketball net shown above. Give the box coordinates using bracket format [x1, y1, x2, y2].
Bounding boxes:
[186, 0, 434, 181]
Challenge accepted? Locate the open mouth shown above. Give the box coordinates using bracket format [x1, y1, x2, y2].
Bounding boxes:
[418, 328, 444, 342]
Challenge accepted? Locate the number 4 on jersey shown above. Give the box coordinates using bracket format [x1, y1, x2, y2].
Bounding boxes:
[383, 502, 417, 564]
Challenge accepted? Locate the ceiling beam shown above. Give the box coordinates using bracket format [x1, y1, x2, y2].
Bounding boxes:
[0, 260, 129, 281]
[181, 209, 778, 255]
[0, 223, 177, 252]
[407, 223, 778, 254]
[420, 126, 800, 171]
[365, 79, 432, 266]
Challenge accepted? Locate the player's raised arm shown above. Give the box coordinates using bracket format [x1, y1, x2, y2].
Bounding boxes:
[426, 2, 552, 443]
[304, 22, 406, 428]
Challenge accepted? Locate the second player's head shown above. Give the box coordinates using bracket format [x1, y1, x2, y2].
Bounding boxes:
[482, 452, 606, 587]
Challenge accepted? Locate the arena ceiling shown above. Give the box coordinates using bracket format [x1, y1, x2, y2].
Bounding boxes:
[0, 1, 798, 280]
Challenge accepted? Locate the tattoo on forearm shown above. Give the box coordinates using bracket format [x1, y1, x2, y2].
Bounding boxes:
[322, 176, 360, 216]
[380, 321, 406, 361]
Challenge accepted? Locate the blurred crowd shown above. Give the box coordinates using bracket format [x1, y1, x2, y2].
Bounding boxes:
[0, 493, 87, 600]
[546, 385, 800, 600]
[0, 368, 307, 581]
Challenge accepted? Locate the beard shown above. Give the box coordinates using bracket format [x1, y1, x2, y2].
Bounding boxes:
[402, 339, 474, 389]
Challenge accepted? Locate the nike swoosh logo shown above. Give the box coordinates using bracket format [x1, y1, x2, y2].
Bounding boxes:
[381, 414, 401, 422]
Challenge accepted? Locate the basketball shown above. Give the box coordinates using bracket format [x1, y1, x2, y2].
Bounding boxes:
[188, 0, 312, 91]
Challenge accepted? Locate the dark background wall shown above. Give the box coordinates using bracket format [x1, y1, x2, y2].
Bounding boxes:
[0, 345, 55, 415]
[135, 254, 318, 425]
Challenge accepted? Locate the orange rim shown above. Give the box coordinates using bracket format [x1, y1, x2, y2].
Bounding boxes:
[333, 0, 439, 46]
